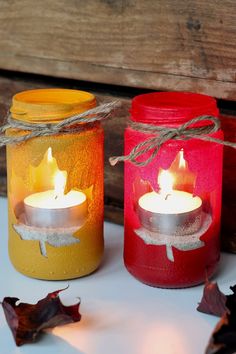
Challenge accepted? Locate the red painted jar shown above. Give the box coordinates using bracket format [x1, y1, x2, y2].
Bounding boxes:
[124, 92, 223, 288]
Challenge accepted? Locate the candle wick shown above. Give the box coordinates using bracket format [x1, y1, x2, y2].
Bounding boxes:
[165, 193, 171, 200]
[54, 195, 58, 200]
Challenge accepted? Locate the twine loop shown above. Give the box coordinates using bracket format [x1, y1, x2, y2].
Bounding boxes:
[109, 115, 236, 167]
[0, 100, 120, 148]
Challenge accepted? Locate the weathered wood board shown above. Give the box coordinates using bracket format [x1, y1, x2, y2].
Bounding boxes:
[0, 0, 235, 99]
[221, 115, 236, 252]
[0, 74, 235, 249]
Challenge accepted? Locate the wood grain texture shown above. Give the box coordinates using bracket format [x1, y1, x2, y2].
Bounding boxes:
[0, 0, 235, 99]
[221, 115, 236, 252]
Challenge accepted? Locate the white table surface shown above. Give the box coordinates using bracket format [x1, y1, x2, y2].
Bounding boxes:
[0, 197, 235, 354]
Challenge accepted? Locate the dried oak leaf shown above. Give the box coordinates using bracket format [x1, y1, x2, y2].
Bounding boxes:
[197, 281, 227, 317]
[205, 312, 236, 353]
[205, 285, 236, 354]
[1, 288, 81, 346]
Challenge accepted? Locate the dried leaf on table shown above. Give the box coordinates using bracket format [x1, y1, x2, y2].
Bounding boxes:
[1, 288, 81, 346]
[205, 311, 236, 353]
[204, 284, 236, 353]
[197, 280, 227, 317]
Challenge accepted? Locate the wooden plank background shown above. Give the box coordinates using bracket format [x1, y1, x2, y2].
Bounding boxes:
[0, 0, 235, 99]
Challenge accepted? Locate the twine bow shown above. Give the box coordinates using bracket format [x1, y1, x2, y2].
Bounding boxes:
[0, 101, 120, 147]
[109, 115, 236, 167]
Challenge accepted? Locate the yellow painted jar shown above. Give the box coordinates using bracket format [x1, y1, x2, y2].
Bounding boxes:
[7, 88, 104, 280]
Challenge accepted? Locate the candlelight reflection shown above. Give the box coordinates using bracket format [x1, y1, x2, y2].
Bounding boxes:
[179, 149, 186, 169]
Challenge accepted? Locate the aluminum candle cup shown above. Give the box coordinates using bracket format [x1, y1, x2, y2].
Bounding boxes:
[137, 191, 202, 236]
[24, 190, 88, 228]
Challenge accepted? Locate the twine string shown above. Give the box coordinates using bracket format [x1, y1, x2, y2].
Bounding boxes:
[0, 101, 120, 148]
[109, 115, 236, 167]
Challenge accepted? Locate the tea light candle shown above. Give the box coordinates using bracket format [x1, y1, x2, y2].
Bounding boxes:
[137, 170, 202, 235]
[24, 190, 87, 228]
[24, 171, 87, 228]
[138, 191, 202, 235]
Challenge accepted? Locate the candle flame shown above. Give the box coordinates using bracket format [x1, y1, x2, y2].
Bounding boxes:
[47, 147, 53, 163]
[178, 149, 186, 169]
[158, 170, 174, 195]
[54, 171, 66, 197]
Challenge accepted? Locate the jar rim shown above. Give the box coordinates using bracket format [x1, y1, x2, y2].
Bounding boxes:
[10, 88, 97, 123]
[130, 92, 219, 125]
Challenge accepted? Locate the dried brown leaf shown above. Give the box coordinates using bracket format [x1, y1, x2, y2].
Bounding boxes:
[203, 283, 236, 353]
[1, 288, 81, 346]
[197, 281, 227, 317]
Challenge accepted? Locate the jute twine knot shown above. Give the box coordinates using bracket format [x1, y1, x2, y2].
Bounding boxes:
[109, 115, 236, 167]
[0, 100, 120, 147]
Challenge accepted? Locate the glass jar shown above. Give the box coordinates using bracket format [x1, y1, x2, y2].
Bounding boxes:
[7, 88, 104, 280]
[124, 92, 223, 288]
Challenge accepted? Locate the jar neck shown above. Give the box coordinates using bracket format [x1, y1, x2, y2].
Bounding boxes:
[130, 92, 219, 127]
[10, 88, 97, 124]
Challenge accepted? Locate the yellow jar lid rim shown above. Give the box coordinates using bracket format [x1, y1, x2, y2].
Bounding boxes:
[10, 88, 97, 123]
